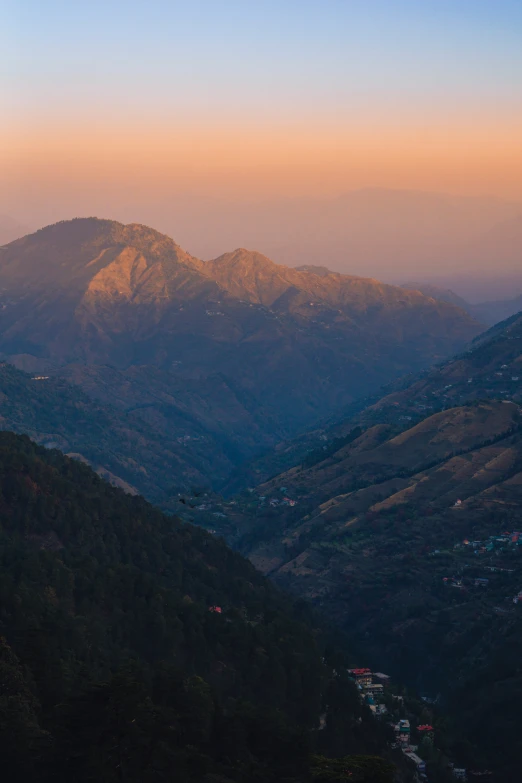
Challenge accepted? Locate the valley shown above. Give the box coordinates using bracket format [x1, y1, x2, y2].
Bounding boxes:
[0, 219, 521, 781]
[184, 315, 522, 781]
[6, 4, 522, 782]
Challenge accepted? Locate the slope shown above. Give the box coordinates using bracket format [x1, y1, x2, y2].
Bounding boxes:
[0, 361, 237, 497]
[0, 430, 400, 783]
[401, 281, 522, 327]
[400, 282, 471, 312]
[237, 308, 522, 489]
[357, 310, 522, 424]
[216, 401, 522, 781]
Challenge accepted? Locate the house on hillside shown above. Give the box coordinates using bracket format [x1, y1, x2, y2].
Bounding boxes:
[349, 668, 373, 687]
[395, 719, 410, 744]
[363, 683, 384, 696]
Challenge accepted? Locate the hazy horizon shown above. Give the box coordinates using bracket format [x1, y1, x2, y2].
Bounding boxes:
[2, 1, 522, 298]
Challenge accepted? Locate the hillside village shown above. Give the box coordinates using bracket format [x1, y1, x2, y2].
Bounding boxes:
[346, 667, 492, 783]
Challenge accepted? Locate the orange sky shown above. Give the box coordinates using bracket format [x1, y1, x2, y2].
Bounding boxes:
[3, 113, 522, 201]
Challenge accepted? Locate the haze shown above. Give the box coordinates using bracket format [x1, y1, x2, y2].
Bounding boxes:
[2, 1, 522, 295]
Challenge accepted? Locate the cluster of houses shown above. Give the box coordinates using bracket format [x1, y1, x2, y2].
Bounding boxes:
[348, 667, 388, 715]
[268, 496, 297, 507]
[455, 530, 522, 555]
[260, 489, 298, 508]
[391, 718, 433, 777]
[349, 668, 428, 776]
[347, 666, 494, 781]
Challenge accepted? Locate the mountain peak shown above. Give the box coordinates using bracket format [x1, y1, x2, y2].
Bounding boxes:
[11, 217, 188, 254]
[0, 217, 204, 289]
[210, 247, 278, 269]
[206, 248, 288, 305]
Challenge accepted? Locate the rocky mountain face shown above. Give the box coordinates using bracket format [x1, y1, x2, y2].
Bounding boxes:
[0, 218, 482, 490]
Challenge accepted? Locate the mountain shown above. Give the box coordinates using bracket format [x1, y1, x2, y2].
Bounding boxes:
[14, 190, 522, 285]
[225, 314, 522, 532]
[0, 361, 239, 498]
[352, 310, 522, 422]
[471, 293, 522, 326]
[223, 311, 522, 492]
[0, 430, 405, 782]
[0, 218, 483, 491]
[401, 281, 522, 328]
[400, 282, 471, 312]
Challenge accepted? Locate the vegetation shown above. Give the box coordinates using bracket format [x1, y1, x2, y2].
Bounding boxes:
[0, 361, 225, 500]
[0, 431, 400, 782]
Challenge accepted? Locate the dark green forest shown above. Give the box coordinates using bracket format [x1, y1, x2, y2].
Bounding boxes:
[0, 432, 399, 782]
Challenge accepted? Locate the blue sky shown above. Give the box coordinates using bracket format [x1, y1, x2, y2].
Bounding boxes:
[4, 0, 522, 119]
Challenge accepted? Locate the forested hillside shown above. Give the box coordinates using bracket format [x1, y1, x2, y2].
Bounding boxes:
[0, 361, 236, 496]
[0, 431, 403, 783]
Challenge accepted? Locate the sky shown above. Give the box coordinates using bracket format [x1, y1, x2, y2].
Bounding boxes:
[1, 1, 522, 285]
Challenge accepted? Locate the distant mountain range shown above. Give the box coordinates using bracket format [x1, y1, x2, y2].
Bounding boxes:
[0, 217, 482, 492]
[401, 281, 522, 326]
[7, 188, 522, 290]
[400, 282, 471, 312]
[471, 293, 522, 325]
